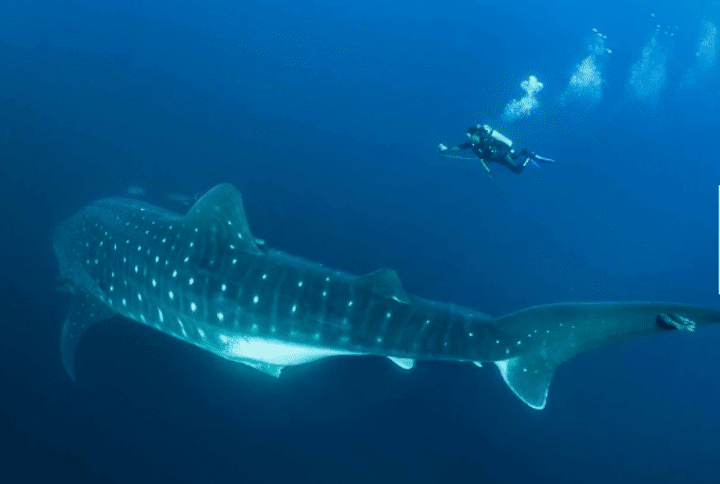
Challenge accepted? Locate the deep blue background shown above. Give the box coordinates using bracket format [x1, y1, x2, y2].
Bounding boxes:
[1, 0, 720, 482]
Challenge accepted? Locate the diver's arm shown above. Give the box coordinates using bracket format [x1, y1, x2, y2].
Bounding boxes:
[439, 142, 473, 152]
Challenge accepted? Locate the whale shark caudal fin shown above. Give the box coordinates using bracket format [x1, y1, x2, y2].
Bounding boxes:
[492, 303, 703, 410]
[60, 292, 116, 381]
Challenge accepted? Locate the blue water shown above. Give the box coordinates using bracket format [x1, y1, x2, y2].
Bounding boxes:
[1, 0, 720, 482]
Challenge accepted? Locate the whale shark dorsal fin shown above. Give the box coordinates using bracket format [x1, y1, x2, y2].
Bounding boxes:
[61, 291, 116, 381]
[356, 268, 411, 304]
[185, 184, 263, 255]
[495, 354, 557, 410]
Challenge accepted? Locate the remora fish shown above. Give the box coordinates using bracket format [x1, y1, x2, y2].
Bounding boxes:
[52, 184, 716, 409]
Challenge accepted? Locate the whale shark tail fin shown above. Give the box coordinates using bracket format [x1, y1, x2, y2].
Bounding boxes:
[494, 303, 708, 410]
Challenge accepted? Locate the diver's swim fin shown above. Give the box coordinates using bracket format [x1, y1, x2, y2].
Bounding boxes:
[534, 154, 554, 164]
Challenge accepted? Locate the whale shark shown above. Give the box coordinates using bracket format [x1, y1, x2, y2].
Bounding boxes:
[53, 183, 717, 409]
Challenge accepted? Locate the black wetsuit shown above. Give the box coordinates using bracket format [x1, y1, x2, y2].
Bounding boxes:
[442, 124, 553, 175]
[453, 140, 533, 174]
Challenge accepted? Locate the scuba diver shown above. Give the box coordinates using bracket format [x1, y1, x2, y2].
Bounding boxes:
[438, 124, 554, 175]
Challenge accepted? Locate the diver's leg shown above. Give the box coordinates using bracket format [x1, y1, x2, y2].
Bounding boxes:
[503, 153, 525, 174]
[518, 147, 554, 164]
[533, 154, 555, 163]
[478, 158, 491, 173]
[659, 313, 697, 332]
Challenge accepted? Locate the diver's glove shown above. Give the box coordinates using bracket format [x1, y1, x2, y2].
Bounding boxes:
[438, 143, 448, 152]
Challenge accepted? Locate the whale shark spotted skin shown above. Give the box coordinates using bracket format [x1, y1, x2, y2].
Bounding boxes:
[53, 184, 717, 409]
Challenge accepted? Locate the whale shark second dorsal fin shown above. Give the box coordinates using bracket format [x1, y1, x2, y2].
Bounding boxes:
[184, 184, 263, 256]
[357, 268, 412, 304]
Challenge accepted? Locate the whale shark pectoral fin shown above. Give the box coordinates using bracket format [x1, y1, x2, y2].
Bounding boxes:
[357, 268, 412, 304]
[61, 292, 116, 381]
[238, 359, 285, 378]
[495, 354, 557, 410]
[388, 357, 414, 370]
[185, 183, 263, 255]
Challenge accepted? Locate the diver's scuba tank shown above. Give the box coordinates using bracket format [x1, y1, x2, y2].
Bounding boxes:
[482, 124, 513, 148]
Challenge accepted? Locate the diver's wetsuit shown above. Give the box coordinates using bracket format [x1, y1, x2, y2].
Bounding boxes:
[441, 124, 552, 175]
[451, 140, 533, 174]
